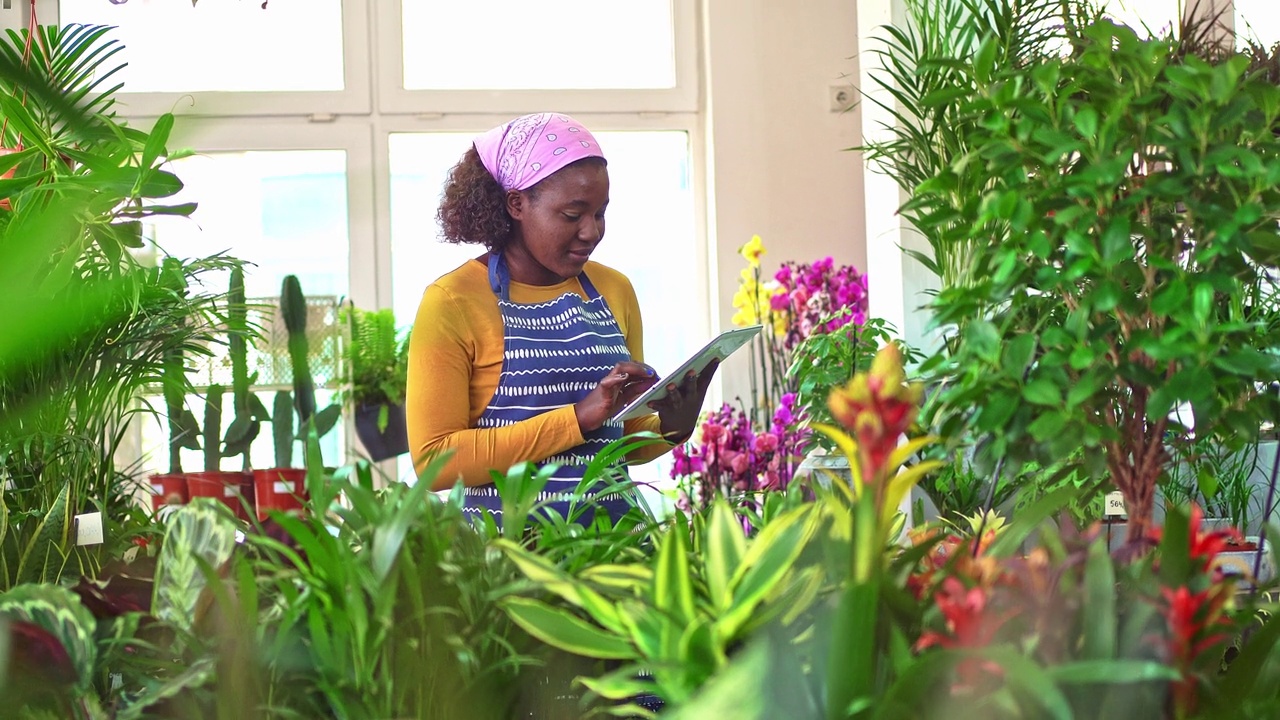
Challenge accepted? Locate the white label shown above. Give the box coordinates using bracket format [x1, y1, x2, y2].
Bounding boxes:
[1104, 491, 1127, 518]
[151, 483, 164, 495]
[223, 486, 239, 498]
[74, 512, 104, 545]
[273, 481, 293, 494]
[110, 673, 123, 691]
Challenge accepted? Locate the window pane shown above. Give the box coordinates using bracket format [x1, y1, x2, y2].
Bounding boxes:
[58, 0, 344, 92]
[388, 131, 698, 485]
[1237, 0, 1280, 49]
[401, 0, 676, 90]
[1102, 0, 1182, 36]
[150, 150, 350, 300]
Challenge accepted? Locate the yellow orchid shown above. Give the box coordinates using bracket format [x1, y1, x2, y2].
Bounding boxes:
[739, 234, 766, 268]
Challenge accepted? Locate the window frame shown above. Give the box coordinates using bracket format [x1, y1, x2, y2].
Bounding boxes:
[372, 0, 701, 116]
[39, 0, 373, 118]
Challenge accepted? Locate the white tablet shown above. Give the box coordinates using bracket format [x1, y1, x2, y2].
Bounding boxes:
[613, 325, 763, 422]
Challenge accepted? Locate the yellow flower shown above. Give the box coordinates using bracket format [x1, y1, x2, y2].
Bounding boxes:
[739, 234, 766, 268]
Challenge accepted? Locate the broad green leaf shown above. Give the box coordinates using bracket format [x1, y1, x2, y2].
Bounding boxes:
[502, 596, 634, 660]
[654, 519, 695, 625]
[1081, 540, 1116, 660]
[704, 500, 747, 613]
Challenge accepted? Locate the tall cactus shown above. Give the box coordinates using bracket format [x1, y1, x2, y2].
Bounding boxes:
[202, 384, 224, 472]
[222, 265, 261, 469]
[160, 258, 200, 473]
[280, 275, 315, 425]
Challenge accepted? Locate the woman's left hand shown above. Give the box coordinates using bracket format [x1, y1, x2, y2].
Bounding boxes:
[649, 360, 719, 443]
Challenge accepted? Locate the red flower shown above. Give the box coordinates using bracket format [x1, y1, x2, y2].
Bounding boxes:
[915, 577, 1013, 693]
[1152, 584, 1233, 715]
[827, 344, 923, 483]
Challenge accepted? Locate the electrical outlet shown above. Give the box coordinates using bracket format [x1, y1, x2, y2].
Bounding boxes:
[829, 84, 855, 113]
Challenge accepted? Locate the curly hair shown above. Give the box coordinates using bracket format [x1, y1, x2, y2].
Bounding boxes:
[437, 146, 512, 251]
[437, 148, 608, 252]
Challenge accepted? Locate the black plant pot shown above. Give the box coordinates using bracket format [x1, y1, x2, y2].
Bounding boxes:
[354, 402, 410, 462]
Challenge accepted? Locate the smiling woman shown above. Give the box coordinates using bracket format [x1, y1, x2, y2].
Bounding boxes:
[407, 113, 716, 523]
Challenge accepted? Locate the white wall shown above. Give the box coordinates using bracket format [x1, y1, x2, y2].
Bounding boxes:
[703, 0, 868, 405]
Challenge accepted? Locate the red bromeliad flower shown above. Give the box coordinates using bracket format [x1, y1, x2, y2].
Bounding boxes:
[915, 577, 1013, 693]
[1153, 584, 1233, 714]
[1149, 505, 1244, 574]
[827, 343, 923, 483]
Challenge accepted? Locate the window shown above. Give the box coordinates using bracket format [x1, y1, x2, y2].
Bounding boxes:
[1236, 0, 1280, 48]
[37, 1, 704, 485]
[400, 0, 676, 90]
[58, 0, 345, 93]
[1101, 0, 1183, 36]
[47, 0, 371, 116]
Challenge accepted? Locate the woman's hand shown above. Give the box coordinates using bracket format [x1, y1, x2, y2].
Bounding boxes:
[649, 359, 719, 444]
[574, 361, 659, 433]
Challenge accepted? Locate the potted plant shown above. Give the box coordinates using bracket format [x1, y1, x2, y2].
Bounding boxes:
[252, 274, 340, 518]
[342, 303, 411, 462]
[912, 17, 1280, 541]
[149, 258, 202, 512]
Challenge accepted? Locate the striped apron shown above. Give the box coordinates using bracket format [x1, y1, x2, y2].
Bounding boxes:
[462, 252, 634, 524]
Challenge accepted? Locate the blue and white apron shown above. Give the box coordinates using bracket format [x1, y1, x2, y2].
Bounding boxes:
[463, 253, 635, 523]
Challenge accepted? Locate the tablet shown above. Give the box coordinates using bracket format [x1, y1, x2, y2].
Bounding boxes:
[613, 325, 763, 422]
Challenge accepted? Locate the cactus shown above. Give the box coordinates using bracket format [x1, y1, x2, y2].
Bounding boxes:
[222, 265, 261, 469]
[279, 275, 341, 464]
[280, 275, 315, 425]
[160, 258, 200, 473]
[272, 390, 294, 469]
[202, 384, 224, 472]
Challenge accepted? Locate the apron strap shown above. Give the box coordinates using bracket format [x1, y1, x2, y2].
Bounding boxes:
[488, 252, 601, 302]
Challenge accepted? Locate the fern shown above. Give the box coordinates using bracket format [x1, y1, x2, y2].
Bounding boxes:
[341, 304, 410, 407]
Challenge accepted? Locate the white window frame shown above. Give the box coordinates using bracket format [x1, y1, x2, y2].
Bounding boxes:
[37, 0, 373, 118]
[372, 0, 701, 116]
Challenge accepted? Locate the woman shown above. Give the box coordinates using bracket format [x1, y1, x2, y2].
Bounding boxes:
[406, 112, 714, 521]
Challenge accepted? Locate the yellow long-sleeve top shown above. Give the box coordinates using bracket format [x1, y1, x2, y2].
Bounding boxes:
[407, 256, 669, 490]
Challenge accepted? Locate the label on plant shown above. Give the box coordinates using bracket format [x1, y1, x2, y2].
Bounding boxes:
[1104, 491, 1127, 518]
[223, 486, 239, 498]
[74, 512, 104, 546]
[273, 481, 293, 494]
[151, 483, 164, 495]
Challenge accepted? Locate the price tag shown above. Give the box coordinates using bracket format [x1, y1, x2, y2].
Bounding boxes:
[1104, 491, 1127, 519]
[74, 512, 104, 546]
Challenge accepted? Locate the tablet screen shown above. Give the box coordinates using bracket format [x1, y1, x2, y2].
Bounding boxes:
[614, 325, 763, 422]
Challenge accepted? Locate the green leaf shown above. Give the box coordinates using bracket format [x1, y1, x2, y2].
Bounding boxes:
[721, 506, 814, 638]
[1002, 334, 1037, 375]
[17, 482, 71, 585]
[1158, 505, 1192, 587]
[501, 596, 635, 660]
[654, 518, 695, 625]
[1073, 106, 1098, 138]
[1081, 541, 1116, 660]
[1022, 378, 1061, 406]
[704, 500, 747, 613]
[1048, 660, 1178, 684]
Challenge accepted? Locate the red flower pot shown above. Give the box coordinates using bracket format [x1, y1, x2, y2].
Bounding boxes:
[187, 471, 254, 521]
[149, 473, 189, 513]
[252, 468, 307, 520]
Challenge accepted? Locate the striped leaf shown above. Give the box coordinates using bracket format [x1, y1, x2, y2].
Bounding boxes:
[151, 499, 238, 634]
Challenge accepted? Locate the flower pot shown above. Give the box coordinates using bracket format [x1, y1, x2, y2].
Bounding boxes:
[252, 467, 307, 520]
[354, 402, 409, 462]
[1213, 537, 1275, 587]
[149, 473, 188, 512]
[0, 145, 21, 211]
[187, 471, 254, 521]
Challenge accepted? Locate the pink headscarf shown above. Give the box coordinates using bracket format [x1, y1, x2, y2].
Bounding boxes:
[473, 113, 605, 192]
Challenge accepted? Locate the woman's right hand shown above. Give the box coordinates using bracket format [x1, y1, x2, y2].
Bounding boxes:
[574, 361, 658, 432]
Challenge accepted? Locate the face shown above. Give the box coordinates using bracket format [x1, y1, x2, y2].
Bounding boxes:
[504, 161, 610, 285]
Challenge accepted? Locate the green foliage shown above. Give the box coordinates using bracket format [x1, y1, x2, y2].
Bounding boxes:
[918, 17, 1280, 535]
[1162, 437, 1262, 531]
[916, 448, 1017, 523]
[201, 384, 223, 473]
[150, 499, 238, 637]
[788, 317, 915, 453]
[271, 389, 294, 469]
[859, 0, 1079, 290]
[340, 304, 411, 412]
[496, 498, 823, 709]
